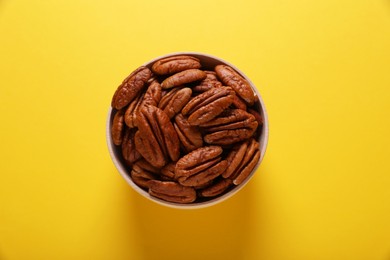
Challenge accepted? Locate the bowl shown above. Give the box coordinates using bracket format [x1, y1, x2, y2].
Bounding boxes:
[106, 52, 269, 209]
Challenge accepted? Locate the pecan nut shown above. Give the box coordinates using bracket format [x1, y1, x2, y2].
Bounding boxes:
[111, 109, 125, 145]
[199, 178, 232, 197]
[142, 80, 162, 107]
[124, 93, 144, 128]
[181, 87, 235, 125]
[201, 109, 258, 145]
[148, 180, 196, 203]
[134, 105, 180, 168]
[158, 87, 192, 119]
[175, 146, 228, 187]
[192, 71, 222, 92]
[160, 162, 176, 181]
[151, 55, 201, 75]
[231, 94, 247, 111]
[248, 108, 263, 126]
[193, 74, 247, 111]
[215, 65, 256, 106]
[122, 127, 141, 165]
[223, 138, 260, 185]
[111, 66, 152, 110]
[130, 161, 159, 189]
[161, 69, 206, 89]
[134, 158, 161, 174]
[124, 80, 162, 128]
[173, 114, 203, 153]
[192, 179, 214, 190]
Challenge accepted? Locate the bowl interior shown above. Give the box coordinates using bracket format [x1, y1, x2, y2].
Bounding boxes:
[106, 52, 269, 209]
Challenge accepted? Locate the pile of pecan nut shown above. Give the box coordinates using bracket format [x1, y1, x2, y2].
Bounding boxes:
[110, 55, 263, 204]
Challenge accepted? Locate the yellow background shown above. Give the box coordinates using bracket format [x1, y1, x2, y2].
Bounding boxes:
[1, 0, 390, 259]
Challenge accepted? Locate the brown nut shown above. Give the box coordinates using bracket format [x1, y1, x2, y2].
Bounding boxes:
[130, 162, 158, 189]
[215, 65, 256, 106]
[142, 80, 162, 107]
[173, 114, 203, 153]
[160, 162, 176, 181]
[175, 146, 228, 187]
[111, 109, 125, 145]
[161, 69, 206, 89]
[201, 109, 258, 145]
[151, 55, 201, 75]
[248, 108, 263, 126]
[148, 180, 196, 203]
[124, 93, 144, 128]
[158, 87, 192, 119]
[181, 87, 235, 126]
[124, 80, 162, 128]
[223, 138, 260, 185]
[122, 127, 141, 165]
[111, 66, 152, 110]
[192, 71, 222, 92]
[231, 94, 247, 111]
[134, 105, 180, 168]
[199, 178, 232, 197]
[134, 158, 161, 174]
[192, 179, 214, 190]
[193, 73, 247, 111]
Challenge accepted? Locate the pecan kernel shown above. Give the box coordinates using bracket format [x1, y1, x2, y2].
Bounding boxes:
[111, 66, 152, 110]
[215, 64, 256, 106]
[152, 55, 201, 75]
[161, 69, 206, 89]
[111, 109, 125, 145]
[158, 87, 192, 119]
[181, 87, 235, 126]
[201, 109, 258, 145]
[173, 114, 203, 153]
[134, 105, 180, 168]
[148, 180, 196, 204]
[175, 146, 227, 187]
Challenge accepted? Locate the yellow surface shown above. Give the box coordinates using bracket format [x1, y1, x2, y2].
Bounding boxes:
[1, 0, 389, 259]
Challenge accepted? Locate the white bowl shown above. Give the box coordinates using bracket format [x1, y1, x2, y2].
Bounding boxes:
[106, 52, 269, 209]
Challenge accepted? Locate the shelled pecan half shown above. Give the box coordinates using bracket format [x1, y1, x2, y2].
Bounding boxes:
[181, 87, 235, 125]
[192, 71, 246, 110]
[175, 146, 228, 187]
[148, 180, 196, 203]
[231, 94, 247, 111]
[161, 69, 206, 89]
[223, 138, 260, 185]
[134, 105, 180, 168]
[192, 71, 222, 92]
[160, 162, 176, 181]
[158, 87, 192, 119]
[173, 114, 203, 153]
[142, 80, 162, 107]
[121, 127, 141, 165]
[111, 66, 152, 109]
[215, 65, 256, 106]
[151, 55, 201, 75]
[134, 159, 161, 174]
[248, 108, 264, 127]
[201, 109, 258, 145]
[111, 109, 125, 145]
[199, 178, 232, 198]
[130, 162, 159, 189]
[124, 93, 144, 128]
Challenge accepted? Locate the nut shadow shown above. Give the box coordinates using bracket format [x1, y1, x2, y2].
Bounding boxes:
[118, 177, 260, 260]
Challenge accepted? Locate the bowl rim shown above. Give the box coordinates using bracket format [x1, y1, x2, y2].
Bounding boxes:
[106, 51, 269, 209]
